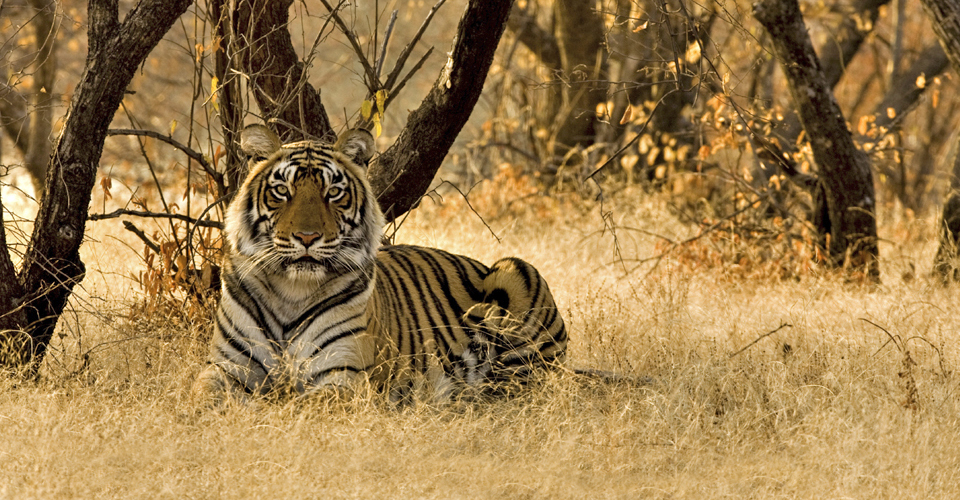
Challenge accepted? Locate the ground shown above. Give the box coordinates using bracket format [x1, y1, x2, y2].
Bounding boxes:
[1, 182, 958, 499]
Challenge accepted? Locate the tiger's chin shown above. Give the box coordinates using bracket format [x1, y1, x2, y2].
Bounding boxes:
[282, 257, 332, 281]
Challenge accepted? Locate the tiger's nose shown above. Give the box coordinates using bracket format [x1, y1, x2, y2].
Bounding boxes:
[293, 231, 321, 247]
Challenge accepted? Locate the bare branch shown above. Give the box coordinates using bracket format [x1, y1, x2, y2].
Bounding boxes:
[106, 128, 222, 184]
[7, 0, 193, 369]
[729, 323, 793, 358]
[317, 0, 379, 91]
[376, 10, 398, 80]
[370, 0, 513, 222]
[121, 220, 161, 255]
[89, 208, 223, 229]
[232, 0, 334, 143]
[383, 47, 433, 109]
[383, 0, 448, 91]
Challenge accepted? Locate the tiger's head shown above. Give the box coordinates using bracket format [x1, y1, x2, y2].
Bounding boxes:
[225, 124, 384, 282]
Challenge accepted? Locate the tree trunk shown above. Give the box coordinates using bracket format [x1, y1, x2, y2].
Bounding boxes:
[754, 0, 880, 280]
[921, 0, 960, 282]
[0, 0, 58, 198]
[22, 0, 57, 197]
[236, 0, 516, 222]
[819, 0, 889, 90]
[211, 0, 245, 194]
[933, 156, 960, 282]
[550, 0, 606, 152]
[231, 0, 335, 144]
[0, 0, 193, 370]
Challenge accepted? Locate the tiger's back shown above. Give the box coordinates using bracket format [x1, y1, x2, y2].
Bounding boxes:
[369, 245, 567, 399]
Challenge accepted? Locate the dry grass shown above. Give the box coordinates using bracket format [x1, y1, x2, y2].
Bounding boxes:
[2, 187, 960, 499]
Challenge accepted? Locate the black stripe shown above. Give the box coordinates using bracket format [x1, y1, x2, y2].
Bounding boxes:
[309, 365, 363, 385]
[293, 310, 364, 344]
[223, 273, 275, 340]
[285, 273, 369, 332]
[375, 255, 419, 360]
[315, 326, 365, 352]
[387, 250, 450, 353]
[214, 315, 271, 376]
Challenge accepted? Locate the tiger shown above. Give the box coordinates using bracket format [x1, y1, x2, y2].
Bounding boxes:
[193, 124, 567, 403]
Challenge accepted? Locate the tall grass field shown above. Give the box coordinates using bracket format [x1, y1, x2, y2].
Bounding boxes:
[1, 180, 958, 499]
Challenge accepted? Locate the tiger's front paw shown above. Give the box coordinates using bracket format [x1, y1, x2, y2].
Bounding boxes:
[192, 365, 235, 408]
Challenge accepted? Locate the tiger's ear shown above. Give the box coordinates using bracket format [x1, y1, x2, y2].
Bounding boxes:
[335, 129, 375, 167]
[240, 124, 281, 161]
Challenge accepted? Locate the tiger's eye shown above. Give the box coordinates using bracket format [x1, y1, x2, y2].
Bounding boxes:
[327, 187, 343, 199]
[274, 185, 290, 198]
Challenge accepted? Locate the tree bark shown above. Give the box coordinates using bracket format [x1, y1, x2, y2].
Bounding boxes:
[819, 0, 889, 89]
[921, 0, 960, 282]
[0, 0, 193, 369]
[370, 0, 515, 221]
[507, 4, 561, 71]
[211, 0, 245, 194]
[871, 44, 949, 131]
[754, 0, 879, 280]
[231, 0, 335, 144]
[550, 0, 607, 151]
[775, 0, 888, 151]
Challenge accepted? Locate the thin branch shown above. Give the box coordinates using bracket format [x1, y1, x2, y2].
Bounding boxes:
[121, 220, 161, 254]
[729, 322, 793, 358]
[383, 0, 447, 91]
[383, 46, 433, 108]
[376, 10, 398, 80]
[317, 0, 379, 91]
[585, 88, 679, 180]
[89, 208, 223, 228]
[430, 180, 501, 243]
[106, 128, 222, 183]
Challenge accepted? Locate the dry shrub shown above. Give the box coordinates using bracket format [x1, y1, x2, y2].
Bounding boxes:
[431, 162, 576, 222]
[658, 215, 820, 281]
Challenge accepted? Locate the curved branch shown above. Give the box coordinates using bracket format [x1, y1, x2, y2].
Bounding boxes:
[88, 208, 224, 229]
[106, 128, 222, 183]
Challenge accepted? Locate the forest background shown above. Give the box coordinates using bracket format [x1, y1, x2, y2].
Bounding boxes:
[1, 0, 959, 497]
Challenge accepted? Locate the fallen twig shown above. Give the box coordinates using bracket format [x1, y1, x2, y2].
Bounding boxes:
[729, 322, 793, 358]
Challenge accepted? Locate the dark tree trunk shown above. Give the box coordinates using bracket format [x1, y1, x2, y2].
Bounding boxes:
[231, 0, 335, 144]
[769, 0, 945, 172]
[818, 0, 889, 90]
[871, 44, 949, 132]
[507, 4, 561, 71]
[933, 157, 960, 282]
[235, 0, 515, 223]
[22, 0, 57, 197]
[0, 0, 193, 370]
[754, 0, 880, 280]
[921, 0, 960, 282]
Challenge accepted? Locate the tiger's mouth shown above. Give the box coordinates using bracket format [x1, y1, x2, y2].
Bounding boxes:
[285, 254, 338, 271]
[293, 256, 321, 264]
